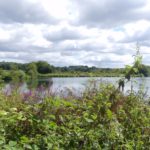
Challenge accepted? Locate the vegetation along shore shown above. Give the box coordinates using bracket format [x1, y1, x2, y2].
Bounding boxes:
[0, 48, 150, 149]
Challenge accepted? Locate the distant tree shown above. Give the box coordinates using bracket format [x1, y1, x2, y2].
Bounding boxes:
[10, 70, 26, 82]
[27, 63, 38, 80]
[10, 64, 18, 70]
[36, 61, 53, 74]
[0, 68, 4, 83]
[61, 67, 68, 72]
[138, 65, 149, 77]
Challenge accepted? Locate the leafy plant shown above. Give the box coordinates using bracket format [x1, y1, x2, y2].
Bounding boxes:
[0, 81, 149, 149]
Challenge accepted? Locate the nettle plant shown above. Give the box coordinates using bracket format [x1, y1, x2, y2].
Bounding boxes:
[125, 43, 142, 79]
[118, 43, 143, 92]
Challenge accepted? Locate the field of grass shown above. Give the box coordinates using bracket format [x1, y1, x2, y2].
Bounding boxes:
[0, 82, 150, 149]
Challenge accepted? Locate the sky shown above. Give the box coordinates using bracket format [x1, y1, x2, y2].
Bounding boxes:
[0, 0, 150, 68]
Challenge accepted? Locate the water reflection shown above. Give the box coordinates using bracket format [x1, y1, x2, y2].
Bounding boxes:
[3, 77, 150, 99]
[27, 78, 53, 89]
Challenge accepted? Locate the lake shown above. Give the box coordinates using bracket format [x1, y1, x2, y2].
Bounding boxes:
[4, 77, 150, 98]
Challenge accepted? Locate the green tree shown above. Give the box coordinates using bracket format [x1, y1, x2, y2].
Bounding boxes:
[138, 64, 149, 77]
[10, 70, 26, 82]
[36, 61, 53, 74]
[0, 68, 4, 83]
[26, 63, 38, 80]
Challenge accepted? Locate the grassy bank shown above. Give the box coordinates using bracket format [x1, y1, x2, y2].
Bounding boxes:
[38, 72, 123, 78]
[0, 83, 150, 149]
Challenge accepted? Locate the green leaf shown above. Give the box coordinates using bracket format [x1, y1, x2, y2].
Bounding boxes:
[20, 136, 29, 143]
[133, 68, 138, 73]
[106, 110, 113, 119]
[0, 140, 4, 145]
[0, 110, 8, 116]
[9, 141, 17, 147]
[24, 144, 32, 149]
[85, 118, 93, 123]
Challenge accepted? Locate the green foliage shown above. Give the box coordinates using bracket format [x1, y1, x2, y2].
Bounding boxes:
[0, 69, 4, 83]
[11, 70, 26, 82]
[125, 43, 144, 80]
[35, 61, 54, 74]
[0, 69, 26, 82]
[0, 59, 150, 78]
[0, 84, 149, 149]
[26, 63, 38, 80]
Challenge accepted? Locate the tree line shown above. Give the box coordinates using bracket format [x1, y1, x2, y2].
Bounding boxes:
[0, 61, 149, 82]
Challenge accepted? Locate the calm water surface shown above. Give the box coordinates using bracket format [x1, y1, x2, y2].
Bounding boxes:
[5, 77, 150, 97]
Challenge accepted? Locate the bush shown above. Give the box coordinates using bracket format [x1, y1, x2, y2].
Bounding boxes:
[0, 84, 150, 149]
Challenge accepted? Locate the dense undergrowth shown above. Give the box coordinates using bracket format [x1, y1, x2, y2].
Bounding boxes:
[0, 82, 150, 150]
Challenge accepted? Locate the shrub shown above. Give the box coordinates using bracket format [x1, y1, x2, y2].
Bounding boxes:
[0, 84, 150, 149]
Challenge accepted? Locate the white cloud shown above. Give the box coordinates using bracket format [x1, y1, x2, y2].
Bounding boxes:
[0, 0, 150, 67]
